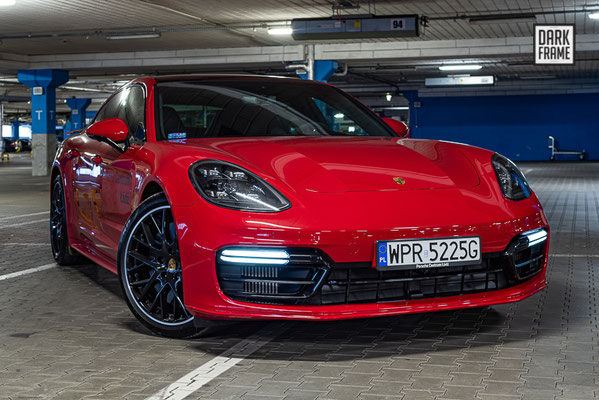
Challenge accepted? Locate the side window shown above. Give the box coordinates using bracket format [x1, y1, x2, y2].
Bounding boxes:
[95, 90, 126, 122]
[118, 86, 146, 144]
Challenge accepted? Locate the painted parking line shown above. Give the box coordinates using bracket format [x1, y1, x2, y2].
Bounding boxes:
[146, 323, 290, 400]
[0, 167, 33, 171]
[552, 254, 599, 258]
[0, 243, 49, 247]
[0, 218, 49, 229]
[0, 211, 49, 221]
[0, 263, 57, 282]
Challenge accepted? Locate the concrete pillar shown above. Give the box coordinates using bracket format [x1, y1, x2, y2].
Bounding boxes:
[65, 97, 91, 134]
[297, 60, 338, 83]
[10, 121, 20, 140]
[17, 69, 69, 176]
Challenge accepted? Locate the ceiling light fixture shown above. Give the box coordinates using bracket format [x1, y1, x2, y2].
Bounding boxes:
[439, 64, 483, 71]
[268, 27, 293, 35]
[589, 12, 599, 19]
[106, 33, 161, 40]
[0, 0, 16, 6]
[385, 93, 393, 102]
[468, 13, 537, 24]
[374, 106, 410, 111]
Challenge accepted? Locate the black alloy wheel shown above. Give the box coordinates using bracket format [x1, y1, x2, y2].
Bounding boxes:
[118, 193, 201, 338]
[50, 175, 84, 265]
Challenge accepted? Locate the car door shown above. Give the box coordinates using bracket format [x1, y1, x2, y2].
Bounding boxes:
[70, 88, 128, 261]
[97, 85, 147, 261]
[70, 90, 124, 254]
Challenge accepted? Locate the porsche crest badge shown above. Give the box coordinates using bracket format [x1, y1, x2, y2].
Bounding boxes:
[393, 177, 406, 185]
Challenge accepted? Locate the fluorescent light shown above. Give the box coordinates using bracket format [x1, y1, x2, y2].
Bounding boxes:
[439, 65, 483, 71]
[589, 12, 599, 20]
[0, 0, 16, 6]
[468, 13, 536, 24]
[519, 75, 557, 80]
[268, 28, 293, 35]
[106, 33, 161, 40]
[334, 113, 344, 119]
[373, 106, 410, 111]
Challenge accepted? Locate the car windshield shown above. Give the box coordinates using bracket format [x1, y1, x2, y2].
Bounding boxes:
[155, 79, 395, 140]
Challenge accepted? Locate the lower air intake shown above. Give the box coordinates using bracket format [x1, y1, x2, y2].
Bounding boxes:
[216, 248, 330, 302]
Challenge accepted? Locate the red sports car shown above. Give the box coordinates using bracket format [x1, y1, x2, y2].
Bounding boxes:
[51, 75, 549, 338]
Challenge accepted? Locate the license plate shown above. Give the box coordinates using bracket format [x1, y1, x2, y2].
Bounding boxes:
[376, 236, 481, 271]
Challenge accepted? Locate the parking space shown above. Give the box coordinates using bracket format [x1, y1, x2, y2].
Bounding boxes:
[1, 160, 597, 400]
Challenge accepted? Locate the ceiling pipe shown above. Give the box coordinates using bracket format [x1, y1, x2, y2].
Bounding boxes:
[334, 63, 349, 77]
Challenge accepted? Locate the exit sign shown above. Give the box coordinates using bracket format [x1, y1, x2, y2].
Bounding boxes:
[534, 24, 575, 65]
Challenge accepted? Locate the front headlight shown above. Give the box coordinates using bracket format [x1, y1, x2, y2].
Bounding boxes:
[189, 160, 291, 212]
[492, 153, 531, 201]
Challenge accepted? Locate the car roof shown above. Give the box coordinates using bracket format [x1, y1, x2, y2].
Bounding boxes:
[146, 74, 319, 84]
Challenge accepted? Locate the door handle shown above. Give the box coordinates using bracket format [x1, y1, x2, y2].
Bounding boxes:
[92, 155, 103, 165]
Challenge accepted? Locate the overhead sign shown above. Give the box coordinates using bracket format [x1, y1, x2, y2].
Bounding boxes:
[425, 76, 495, 87]
[291, 15, 419, 40]
[534, 24, 575, 65]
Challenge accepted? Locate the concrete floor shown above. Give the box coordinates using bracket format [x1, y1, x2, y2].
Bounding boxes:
[0, 153, 598, 400]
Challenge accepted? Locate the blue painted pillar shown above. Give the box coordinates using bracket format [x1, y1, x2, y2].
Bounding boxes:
[297, 60, 338, 83]
[85, 110, 97, 124]
[17, 69, 69, 176]
[401, 90, 420, 135]
[10, 121, 20, 140]
[64, 120, 72, 135]
[65, 97, 91, 134]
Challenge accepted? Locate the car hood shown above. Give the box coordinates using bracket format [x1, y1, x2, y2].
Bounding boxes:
[176, 137, 480, 193]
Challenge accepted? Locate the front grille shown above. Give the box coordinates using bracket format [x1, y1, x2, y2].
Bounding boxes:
[304, 255, 508, 305]
[505, 233, 547, 280]
[216, 231, 547, 306]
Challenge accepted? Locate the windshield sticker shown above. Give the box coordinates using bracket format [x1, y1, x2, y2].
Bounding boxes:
[168, 132, 187, 140]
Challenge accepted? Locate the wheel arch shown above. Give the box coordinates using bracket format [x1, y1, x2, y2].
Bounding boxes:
[50, 165, 62, 191]
[137, 178, 175, 209]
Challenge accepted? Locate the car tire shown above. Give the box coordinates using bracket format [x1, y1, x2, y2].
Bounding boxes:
[50, 174, 86, 265]
[117, 193, 201, 339]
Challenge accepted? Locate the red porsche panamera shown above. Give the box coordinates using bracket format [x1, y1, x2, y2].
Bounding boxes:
[51, 75, 549, 338]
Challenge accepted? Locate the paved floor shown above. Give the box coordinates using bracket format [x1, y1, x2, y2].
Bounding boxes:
[0, 154, 598, 400]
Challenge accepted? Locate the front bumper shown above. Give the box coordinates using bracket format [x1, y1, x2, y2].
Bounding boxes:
[187, 271, 546, 320]
[173, 188, 549, 321]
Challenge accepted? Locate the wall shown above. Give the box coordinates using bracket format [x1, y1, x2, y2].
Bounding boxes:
[411, 93, 599, 161]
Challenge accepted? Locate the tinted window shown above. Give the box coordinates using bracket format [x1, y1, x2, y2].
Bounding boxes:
[95, 89, 127, 122]
[118, 86, 146, 143]
[94, 85, 146, 144]
[155, 80, 394, 141]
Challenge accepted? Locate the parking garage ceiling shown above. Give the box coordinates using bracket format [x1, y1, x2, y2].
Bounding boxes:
[0, 0, 597, 54]
[1, 0, 599, 118]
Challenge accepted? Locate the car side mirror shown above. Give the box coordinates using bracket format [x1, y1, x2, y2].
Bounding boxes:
[86, 118, 129, 143]
[382, 117, 410, 138]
